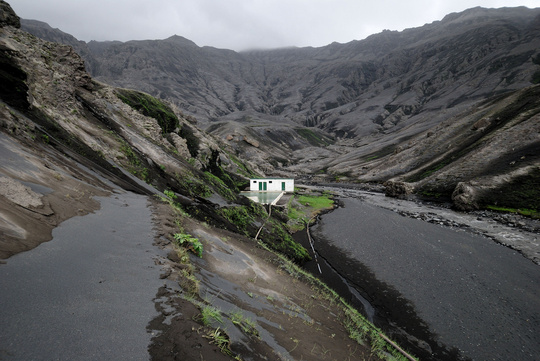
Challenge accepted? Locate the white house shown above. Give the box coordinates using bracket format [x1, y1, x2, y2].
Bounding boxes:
[250, 178, 294, 192]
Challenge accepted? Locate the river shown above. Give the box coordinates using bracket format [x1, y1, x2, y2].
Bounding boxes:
[307, 190, 540, 361]
[0, 192, 163, 361]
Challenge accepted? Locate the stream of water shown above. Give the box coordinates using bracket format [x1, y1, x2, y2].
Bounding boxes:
[302, 192, 540, 361]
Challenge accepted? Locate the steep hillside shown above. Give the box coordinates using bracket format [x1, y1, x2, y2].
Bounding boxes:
[21, 6, 540, 213]
[1, 3, 424, 360]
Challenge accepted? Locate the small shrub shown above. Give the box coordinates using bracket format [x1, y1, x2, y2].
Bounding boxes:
[200, 305, 222, 326]
[173, 232, 203, 257]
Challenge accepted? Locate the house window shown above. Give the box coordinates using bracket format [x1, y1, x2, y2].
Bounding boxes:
[253, 180, 257, 183]
[269, 181, 273, 183]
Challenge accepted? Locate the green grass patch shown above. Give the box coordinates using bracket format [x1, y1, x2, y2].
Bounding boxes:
[266, 219, 311, 262]
[228, 153, 258, 178]
[296, 193, 334, 209]
[116, 89, 179, 134]
[174, 171, 212, 198]
[229, 310, 259, 337]
[219, 204, 265, 236]
[118, 139, 152, 183]
[203, 171, 236, 200]
[287, 192, 335, 232]
[200, 305, 223, 326]
[486, 205, 540, 219]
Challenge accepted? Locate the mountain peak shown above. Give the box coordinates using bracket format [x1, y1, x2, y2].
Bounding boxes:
[164, 34, 198, 47]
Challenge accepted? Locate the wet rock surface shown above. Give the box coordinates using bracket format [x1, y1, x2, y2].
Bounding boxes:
[0, 192, 163, 360]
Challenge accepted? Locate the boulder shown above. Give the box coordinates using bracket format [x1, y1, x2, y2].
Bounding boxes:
[384, 180, 414, 199]
[452, 181, 479, 211]
[243, 136, 260, 148]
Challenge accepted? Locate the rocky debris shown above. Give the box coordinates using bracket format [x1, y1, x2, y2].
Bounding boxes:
[396, 209, 465, 228]
[471, 117, 492, 131]
[472, 209, 540, 234]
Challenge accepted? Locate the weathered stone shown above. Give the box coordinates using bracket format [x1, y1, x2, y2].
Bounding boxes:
[452, 182, 479, 211]
[471, 117, 492, 131]
[383, 180, 414, 199]
[168, 133, 191, 159]
[243, 136, 260, 148]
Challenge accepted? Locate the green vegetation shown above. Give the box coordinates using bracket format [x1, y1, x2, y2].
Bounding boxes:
[257, 241, 417, 361]
[287, 191, 335, 232]
[296, 193, 334, 209]
[200, 305, 223, 326]
[486, 205, 540, 218]
[118, 139, 151, 183]
[203, 149, 248, 194]
[204, 327, 233, 356]
[173, 232, 203, 258]
[218, 201, 311, 262]
[174, 171, 212, 198]
[406, 159, 452, 182]
[177, 123, 200, 158]
[479, 167, 540, 218]
[219, 204, 263, 236]
[266, 218, 311, 262]
[203, 171, 236, 200]
[228, 153, 258, 178]
[229, 310, 259, 338]
[116, 89, 179, 134]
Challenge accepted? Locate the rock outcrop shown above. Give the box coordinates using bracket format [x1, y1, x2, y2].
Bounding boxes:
[384, 180, 414, 199]
[0, 0, 19, 28]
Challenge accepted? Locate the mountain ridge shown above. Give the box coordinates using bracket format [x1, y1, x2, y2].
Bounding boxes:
[20, 6, 540, 212]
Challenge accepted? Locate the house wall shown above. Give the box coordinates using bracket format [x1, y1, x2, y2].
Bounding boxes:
[250, 179, 294, 192]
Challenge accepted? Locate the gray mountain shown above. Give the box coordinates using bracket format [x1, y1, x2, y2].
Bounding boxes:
[22, 6, 540, 211]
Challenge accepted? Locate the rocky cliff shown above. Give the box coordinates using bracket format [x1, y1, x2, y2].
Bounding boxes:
[21, 6, 540, 213]
[1, 2, 305, 261]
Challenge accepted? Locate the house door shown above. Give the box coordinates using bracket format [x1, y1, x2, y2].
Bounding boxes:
[281, 182, 285, 191]
[259, 182, 267, 191]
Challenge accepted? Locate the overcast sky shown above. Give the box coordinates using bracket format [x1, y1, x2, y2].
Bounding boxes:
[7, 0, 540, 51]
